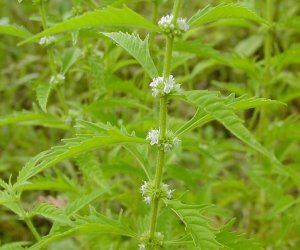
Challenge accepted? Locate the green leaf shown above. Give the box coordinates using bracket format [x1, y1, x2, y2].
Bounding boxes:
[61, 48, 81, 75]
[0, 242, 29, 250]
[19, 6, 159, 45]
[102, 32, 158, 78]
[175, 93, 282, 136]
[179, 91, 280, 164]
[29, 222, 133, 250]
[216, 220, 262, 250]
[0, 24, 31, 38]
[16, 134, 147, 185]
[167, 200, 219, 250]
[189, 3, 268, 28]
[0, 111, 68, 129]
[30, 203, 71, 225]
[267, 195, 299, 219]
[0, 190, 23, 216]
[36, 83, 52, 112]
[65, 190, 107, 216]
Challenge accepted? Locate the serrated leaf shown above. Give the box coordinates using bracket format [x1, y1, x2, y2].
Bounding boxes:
[216, 220, 262, 250]
[179, 90, 280, 164]
[175, 93, 282, 136]
[36, 83, 52, 112]
[19, 6, 159, 45]
[0, 24, 31, 38]
[167, 200, 219, 250]
[30, 203, 71, 225]
[267, 195, 298, 219]
[0, 190, 23, 216]
[61, 48, 81, 75]
[189, 3, 268, 28]
[102, 32, 158, 78]
[0, 242, 29, 250]
[65, 190, 107, 216]
[0, 111, 68, 129]
[16, 134, 147, 185]
[29, 222, 133, 250]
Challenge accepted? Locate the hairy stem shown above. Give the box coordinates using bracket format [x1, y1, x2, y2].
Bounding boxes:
[149, 0, 182, 240]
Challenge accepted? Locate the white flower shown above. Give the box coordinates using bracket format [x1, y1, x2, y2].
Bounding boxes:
[167, 189, 175, 199]
[158, 14, 174, 28]
[49, 74, 65, 85]
[140, 181, 148, 196]
[138, 244, 146, 250]
[163, 75, 175, 94]
[39, 36, 55, 46]
[149, 75, 180, 97]
[144, 196, 151, 204]
[177, 17, 189, 31]
[172, 137, 181, 146]
[149, 77, 163, 97]
[158, 14, 189, 37]
[146, 129, 159, 145]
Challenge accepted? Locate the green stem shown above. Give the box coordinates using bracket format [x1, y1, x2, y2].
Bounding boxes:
[258, 0, 273, 135]
[149, 0, 182, 241]
[38, 1, 68, 116]
[24, 217, 41, 241]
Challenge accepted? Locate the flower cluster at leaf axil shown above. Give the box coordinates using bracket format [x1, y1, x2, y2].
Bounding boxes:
[49, 74, 65, 85]
[158, 14, 189, 38]
[39, 36, 56, 46]
[149, 75, 180, 97]
[139, 231, 164, 250]
[140, 181, 175, 205]
[146, 129, 180, 152]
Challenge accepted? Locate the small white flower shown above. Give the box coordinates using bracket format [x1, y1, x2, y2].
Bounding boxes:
[158, 14, 189, 37]
[172, 137, 181, 146]
[163, 75, 175, 94]
[140, 181, 148, 196]
[39, 36, 55, 46]
[167, 189, 175, 199]
[146, 129, 159, 145]
[149, 75, 180, 97]
[177, 17, 189, 31]
[144, 196, 151, 204]
[158, 14, 174, 28]
[49, 73, 65, 85]
[149, 77, 163, 97]
[138, 244, 146, 250]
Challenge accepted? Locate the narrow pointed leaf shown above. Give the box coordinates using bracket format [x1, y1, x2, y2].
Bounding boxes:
[19, 7, 159, 45]
[102, 32, 158, 78]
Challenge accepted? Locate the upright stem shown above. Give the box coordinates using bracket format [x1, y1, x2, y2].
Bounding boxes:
[38, 1, 68, 116]
[258, 0, 273, 135]
[24, 217, 41, 241]
[149, 0, 182, 240]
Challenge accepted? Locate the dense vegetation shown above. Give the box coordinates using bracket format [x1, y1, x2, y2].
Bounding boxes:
[0, 0, 300, 249]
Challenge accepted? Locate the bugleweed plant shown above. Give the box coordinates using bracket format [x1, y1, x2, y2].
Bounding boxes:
[1, 0, 300, 249]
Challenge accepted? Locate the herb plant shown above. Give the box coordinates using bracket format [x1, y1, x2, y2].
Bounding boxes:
[0, 0, 300, 249]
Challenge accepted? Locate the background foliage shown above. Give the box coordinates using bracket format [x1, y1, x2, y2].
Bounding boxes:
[0, 0, 300, 249]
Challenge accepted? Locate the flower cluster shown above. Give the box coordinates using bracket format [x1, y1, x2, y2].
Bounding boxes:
[146, 129, 180, 152]
[49, 74, 65, 85]
[158, 14, 189, 38]
[139, 231, 164, 250]
[149, 75, 180, 97]
[140, 181, 175, 205]
[39, 36, 56, 46]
